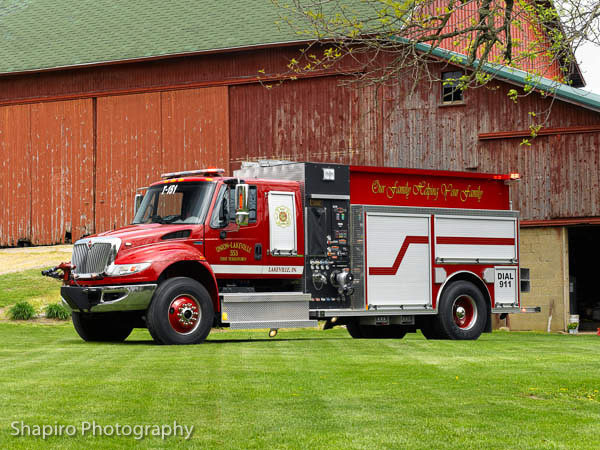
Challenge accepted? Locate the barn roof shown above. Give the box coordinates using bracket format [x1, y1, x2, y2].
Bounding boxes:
[0, 0, 304, 74]
[0, 0, 597, 111]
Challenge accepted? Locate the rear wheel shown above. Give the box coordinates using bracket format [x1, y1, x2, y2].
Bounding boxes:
[72, 312, 133, 342]
[347, 319, 407, 339]
[147, 277, 214, 345]
[434, 280, 487, 340]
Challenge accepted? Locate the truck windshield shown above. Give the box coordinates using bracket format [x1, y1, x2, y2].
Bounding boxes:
[132, 182, 215, 225]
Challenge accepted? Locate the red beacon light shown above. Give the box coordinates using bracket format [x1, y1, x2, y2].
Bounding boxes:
[492, 172, 521, 181]
[161, 168, 225, 179]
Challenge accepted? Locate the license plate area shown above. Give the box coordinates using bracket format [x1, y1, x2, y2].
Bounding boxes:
[494, 266, 518, 306]
[375, 316, 389, 326]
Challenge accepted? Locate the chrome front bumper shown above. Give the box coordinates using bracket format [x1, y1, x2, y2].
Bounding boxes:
[61, 284, 157, 313]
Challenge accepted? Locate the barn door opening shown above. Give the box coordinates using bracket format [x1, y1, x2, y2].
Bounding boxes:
[568, 226, 600, 331]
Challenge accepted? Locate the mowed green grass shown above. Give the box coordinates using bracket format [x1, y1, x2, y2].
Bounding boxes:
[0, 325, 599, 449]
[0, 268, 61, 309]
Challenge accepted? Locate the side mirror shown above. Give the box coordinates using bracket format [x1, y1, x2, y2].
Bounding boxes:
[235, 184, 250, 226]
[134, 193, 144, 216]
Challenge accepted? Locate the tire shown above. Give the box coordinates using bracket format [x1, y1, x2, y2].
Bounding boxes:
[72, 312, 133, 342]
[347, 319, 407, 339]
[146, 277, 214, 345]
[434, 280, 487, 340]
[419, 317, 442, 340]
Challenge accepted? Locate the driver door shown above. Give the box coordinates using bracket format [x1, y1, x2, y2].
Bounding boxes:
[203, 183, 263, 278]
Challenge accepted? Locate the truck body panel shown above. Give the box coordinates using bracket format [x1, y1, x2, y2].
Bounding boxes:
[52, 161, 526, 343]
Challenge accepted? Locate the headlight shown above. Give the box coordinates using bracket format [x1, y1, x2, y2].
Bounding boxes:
[104, 262, 151, 277]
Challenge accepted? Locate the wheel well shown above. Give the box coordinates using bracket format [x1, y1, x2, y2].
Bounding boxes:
[158, 261, 219, 311]
[441, 272, 492, 333]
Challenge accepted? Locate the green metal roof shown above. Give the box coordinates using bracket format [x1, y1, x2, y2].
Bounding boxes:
[416, 42, 600, 113]
[1, 0, 598, 113]
[0, 0, 305, 74]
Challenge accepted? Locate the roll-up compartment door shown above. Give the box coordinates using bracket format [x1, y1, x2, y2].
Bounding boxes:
[366, 213, 431, 307]
[268, 191, 297, 255]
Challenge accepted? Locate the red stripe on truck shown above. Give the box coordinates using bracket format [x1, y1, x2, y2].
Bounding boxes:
[436, 237, 514, 245]
[368, 236, 429, 276]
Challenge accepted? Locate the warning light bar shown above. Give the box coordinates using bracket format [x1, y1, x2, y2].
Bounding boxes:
[492, 173, 521, 181]
[161, 168, 225, 179]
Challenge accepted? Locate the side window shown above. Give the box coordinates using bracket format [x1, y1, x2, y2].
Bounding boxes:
[228, 185, 258, 223]
[441, 71, 464, 103]
[210, 186, 228, 229]
[212, 185, 258, 228]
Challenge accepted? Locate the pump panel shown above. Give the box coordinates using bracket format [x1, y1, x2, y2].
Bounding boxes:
[305, 198, 351, 309]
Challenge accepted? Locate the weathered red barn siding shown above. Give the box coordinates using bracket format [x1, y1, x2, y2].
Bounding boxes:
[0, 44, 598, 244]
[96, 93, 163, 233]
[95, 87, 230, 234]
[0, 105, 31, 246]
[0, 48, 303, 106]
[229, 76, 382, 168]
[29, 100, 95, 244]
[161, 87, 229, 174]
[380, 64, 600, 221]
[382, 75, 479, 172]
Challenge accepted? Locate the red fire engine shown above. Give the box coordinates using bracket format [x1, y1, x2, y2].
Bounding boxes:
[45, 162, 529, 344]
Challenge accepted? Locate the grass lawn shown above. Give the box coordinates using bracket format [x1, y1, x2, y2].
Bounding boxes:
[0, 268, 62, 310]
[0, 324, 599, 449]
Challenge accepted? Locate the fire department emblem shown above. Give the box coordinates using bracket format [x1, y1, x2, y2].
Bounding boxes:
[275, 206, 291, 227]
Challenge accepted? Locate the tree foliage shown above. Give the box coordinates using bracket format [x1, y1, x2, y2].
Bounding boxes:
[272, 0, 599, 91]
[269, 0, 599, 142]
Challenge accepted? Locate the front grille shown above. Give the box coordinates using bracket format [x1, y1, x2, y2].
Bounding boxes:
[72, 244, 88, 273]
[72, 242, 114, 274]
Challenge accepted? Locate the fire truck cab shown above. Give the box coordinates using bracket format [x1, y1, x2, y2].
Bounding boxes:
[54, 161, 527, 344]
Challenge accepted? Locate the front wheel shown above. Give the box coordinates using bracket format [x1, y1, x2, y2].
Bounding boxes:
[146, 277, 214, 345]
[434, 280, 487, 340]
[72, 312, 133, 342]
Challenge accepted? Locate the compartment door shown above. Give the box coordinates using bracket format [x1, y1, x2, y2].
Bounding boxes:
[268, 191, 297, 255]
[366, 213, 431, 307]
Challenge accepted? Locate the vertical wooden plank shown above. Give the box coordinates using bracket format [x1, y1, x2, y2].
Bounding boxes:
[30, 99, 94, 244]
[161, 87, 230, 174]
[96, 93, 162, 233]
[229, 77, 380, 168]
[0, 105, 31, 246]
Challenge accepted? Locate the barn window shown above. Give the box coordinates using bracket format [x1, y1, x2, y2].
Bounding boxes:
[441, 71, 464, 103]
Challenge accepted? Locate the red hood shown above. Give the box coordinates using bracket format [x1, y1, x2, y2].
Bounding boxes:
[93, 224, 201, 248]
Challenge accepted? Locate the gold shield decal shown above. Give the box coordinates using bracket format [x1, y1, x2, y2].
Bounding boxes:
[275, 206, 292, 228]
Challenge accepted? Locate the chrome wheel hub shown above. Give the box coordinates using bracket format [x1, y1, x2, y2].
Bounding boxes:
[168, 296, 201, 334]
[177, 303, 199, 326]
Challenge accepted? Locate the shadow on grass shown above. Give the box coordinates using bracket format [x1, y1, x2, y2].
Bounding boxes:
[64, 336, 352, 346]
[205, 337, 349, 344]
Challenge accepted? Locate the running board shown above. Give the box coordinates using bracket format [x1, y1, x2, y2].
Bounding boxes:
[220, 292, 317, 330]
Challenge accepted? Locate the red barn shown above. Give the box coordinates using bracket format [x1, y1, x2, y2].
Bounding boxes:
[0, 1, 599, 331]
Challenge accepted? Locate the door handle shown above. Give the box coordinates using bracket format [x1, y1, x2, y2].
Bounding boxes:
[254, 243, 262, 260]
